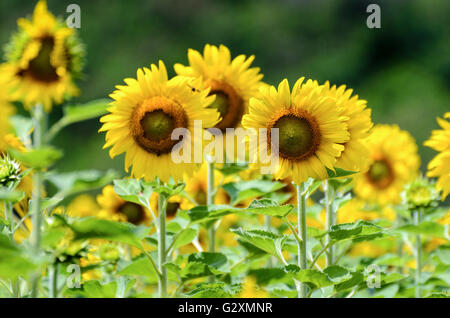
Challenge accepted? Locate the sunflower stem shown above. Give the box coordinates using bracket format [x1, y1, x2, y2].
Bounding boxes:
[30, 104, 46, 298]
[324, 180, 335, 267]
[296, 182, 308, 298]
[158, 193, 168, 298]
[265, 215, 273, 267]
[414, 210, 422, 298]
[48, 263, 58, 298]
[207, 161, 216, 253]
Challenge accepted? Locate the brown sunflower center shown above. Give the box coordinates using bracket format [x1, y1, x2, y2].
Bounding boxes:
[118, 202, 145, 225]
[166, 202, 180, 218]
[268, 109, 320, 161]
[366, 159, 394, 189]
[18, 36, 59, 83]
[207, 80, 244, 132]
[131, 97, 188, 155]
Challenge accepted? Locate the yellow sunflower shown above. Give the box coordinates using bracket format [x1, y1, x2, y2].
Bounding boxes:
[66, 194, 100, 218]
[336, 198, 396, 224]
[149, 192, 193, 221]
[242, 78, 350, 184]
[174, 44, 263, 132]
[0, 85, 16, 153]
[354, 124, 420, 205]
[321, 82, 373, 172]
[184, 163, 234, 205]
[424, 112, 450, 199]
[97, 185, 151, 225]
[0, 0, 84, 112]
[100, 61, 219, 182]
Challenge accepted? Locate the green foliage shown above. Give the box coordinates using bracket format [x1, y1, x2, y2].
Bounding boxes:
[9, 147, 63, 170]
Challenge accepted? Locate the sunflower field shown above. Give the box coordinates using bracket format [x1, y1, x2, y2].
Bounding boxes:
[0, 0, 449, 300]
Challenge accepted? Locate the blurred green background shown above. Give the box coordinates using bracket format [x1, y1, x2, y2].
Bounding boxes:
[1, 0, 449, 175]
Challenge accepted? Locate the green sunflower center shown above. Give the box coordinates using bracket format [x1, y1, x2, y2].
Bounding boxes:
[118, 202, 145, 225]
[24, 36, 59, 82]
[131, 97, 188, 156]
[194, 189, 207, 205]
[141, 110, 174, 141]
[272, 114, 318, 160]
[367, 159, 394, 189]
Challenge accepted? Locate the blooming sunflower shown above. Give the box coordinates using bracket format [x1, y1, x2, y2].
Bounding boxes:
[321, 82, 373, 172]
[66, 194, 100, 218]
[242, 78, 350, 184]
[97, 185, 151, 225]
[336, 198, 396, 224]
[100, 61, 219, 182]
[0, 0, 84, 112]
[424, 112, 450, 199]
[354, 124, 420, 205]
[174, 44, 263, 133]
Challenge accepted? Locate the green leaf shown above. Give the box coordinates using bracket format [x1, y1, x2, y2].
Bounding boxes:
[223, 180, 285, 205]
[334, 271, 364, 292]
[188, 252, 227, 269]
[63, 99, 111, 124]
[66, 280, 117, 298]
[187, 205, 239, 224]
[284, 265, 333, 288]
[69, 217, 148, 248]
[231, 228, 286, 258]
[323, 265, 352, 283]
[169, 252, 230, 281]
[216, 163, 249, 176]
[171, 228, 198, 250]
[113, 178, 154, 209]
[47, 169, 119, 196]
[185, 282, 239, 298]
[0, 188, 24, 203]
[0, 233, 36, 279]
[303, 178, 322, 197]
[324, 220, 386, 243]
[326, 167, 358, 178]
[248, 268, 289, 285]
[116, 254, 158, 281]
[245, 199, 293, 217]
[10, 147, 63, 169]
[396, 222, 449, 239]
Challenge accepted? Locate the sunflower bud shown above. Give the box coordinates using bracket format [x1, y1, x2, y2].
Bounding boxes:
[0, 156, 22, 188]
[402, 177, 439, 210]
[99, 244, 120, 261]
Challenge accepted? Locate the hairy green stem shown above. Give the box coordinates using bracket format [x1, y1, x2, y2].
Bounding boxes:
[414, 210, 422, 298]
[296, 182, 308, 298]
[324, 180, 335, 266]
[158, 193, 168, 298]
[207, 161, 216, 253]
[48, 264, 58, 298]
[31, 105, 46, 298]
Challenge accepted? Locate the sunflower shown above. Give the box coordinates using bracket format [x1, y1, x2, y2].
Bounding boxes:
[0, 85, 16, 153]
[336, 198, 396, 224]
[0, 0, 84, 112]
[321, 82, 373, 172]
[354, 124, 420, 205]
[100, 61, 219, 182]
[66, 194, 100, 218]
[149, 192, 193, 221]
[424, 112, 450, 199]
[174, 44, 263, 132]
[242, 78, 350, 184]
[184, 163, 234, 205]
[97, 185, 151, 225]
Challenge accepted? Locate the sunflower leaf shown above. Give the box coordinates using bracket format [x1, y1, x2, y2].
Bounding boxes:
[9, 147, 63, 170]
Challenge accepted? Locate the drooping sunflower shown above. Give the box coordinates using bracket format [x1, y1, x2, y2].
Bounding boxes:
[424, 112, 450, 199]
[100, 61, 219, 182]
[174, 44, 263, 160]
[1, 0, 84, 112]
[321, 82, 373, 172]
[97, 185, 151, 225]
[354, 124, 420, 205]
[242, 78, 350, 184]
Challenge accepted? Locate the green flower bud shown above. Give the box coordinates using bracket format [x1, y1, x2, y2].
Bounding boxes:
[99, 244, 120, 261]
[402, 176, 439, 210]
[0, 156, 22, 188]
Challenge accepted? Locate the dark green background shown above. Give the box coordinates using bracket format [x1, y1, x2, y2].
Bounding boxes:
[1, 0, 449, 175]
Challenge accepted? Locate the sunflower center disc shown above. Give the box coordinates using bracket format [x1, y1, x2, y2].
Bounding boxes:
[207, 80, 244, 132]
[194, 190, 207, 205]
[141, 110, 174, 141]
[274, 115, 315, 159]
[119, 202, 144, 225]
[25, 36, 59, 82]
[132, 97, 188, 156]
[166, 202, 180, 218]
[367, 159, 394, 189]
